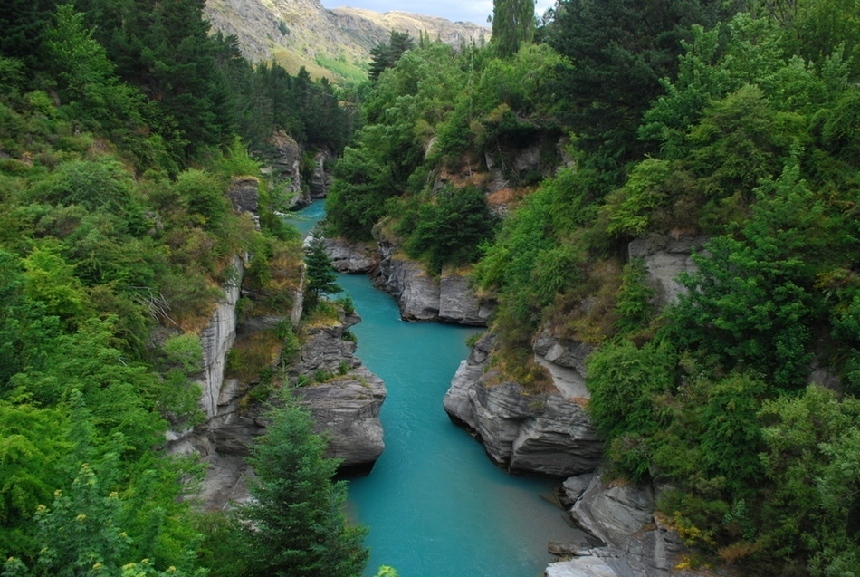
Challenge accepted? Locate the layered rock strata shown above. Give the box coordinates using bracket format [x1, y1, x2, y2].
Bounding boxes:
[546, 474, 693, 577]
[373, 238, 491, 325]
[290, 312, 386, 473]
[443, 332, 603, 476]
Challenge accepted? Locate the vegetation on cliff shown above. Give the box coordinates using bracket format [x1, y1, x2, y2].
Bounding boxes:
[0, 0, 365, 574]
[325, 0, 860, 574]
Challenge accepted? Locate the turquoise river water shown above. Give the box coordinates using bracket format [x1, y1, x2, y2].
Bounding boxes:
[288, 202, 582, 577]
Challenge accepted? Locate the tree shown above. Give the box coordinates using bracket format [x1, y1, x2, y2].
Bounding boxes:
[670, 164, 827, 389]
[490, 0, 535, 57]
[238, 399, 367, 577]
[546, 0, 731, 177]
[404, 185, 497, 274]
[368, 31, 415, 81]
[303, 230, 341, 309]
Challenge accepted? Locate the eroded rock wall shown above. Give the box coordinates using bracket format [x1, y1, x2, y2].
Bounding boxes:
[443, 333, 603, 476]
[372, 237, 490, 325]
[546, 474, 696, 577]
[290, 312, 387, 471]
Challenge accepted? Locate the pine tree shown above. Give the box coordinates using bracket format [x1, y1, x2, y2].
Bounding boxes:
[304, 230, 341, 309]
[240, 400, 368, 577]
[368, 31, 415, 81]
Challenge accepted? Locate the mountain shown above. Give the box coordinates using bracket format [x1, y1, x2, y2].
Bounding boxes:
[204, 0, 490, 83]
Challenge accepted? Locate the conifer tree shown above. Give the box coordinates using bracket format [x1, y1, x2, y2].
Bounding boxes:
[239, 399, 367, 577]
[304, 230, 341, 309]
[368, 31, 415, 81]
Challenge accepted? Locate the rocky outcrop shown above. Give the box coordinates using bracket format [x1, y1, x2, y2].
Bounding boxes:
[438, 273, 493, 324]
[628, 234, 708, 306]
[309, 149, 333, 198]
[265, 131, 306, 207]
[547, 474, 694, 577]
[197, 256, 245, 420]
[290, 312, 386, 473]
[373, 238, 490, 325]
[325, 237, 377, 273]
[443, 332, 603, 476]
[226, 176, 261, 230]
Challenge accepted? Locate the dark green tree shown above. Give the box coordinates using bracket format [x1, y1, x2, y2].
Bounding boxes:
[404, 186, 497, 274]
[239, 399, 368, 577]
[304, 231, 341, 309]
[546, 0, 731, 178]
[490, 0, 535, 57]
[368, 31, 415, 81]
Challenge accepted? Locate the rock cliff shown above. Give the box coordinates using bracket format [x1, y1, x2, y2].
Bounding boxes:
[627, 234, 708, 306]
[546, 474, 695, 577]
[373, 236, 491, 325]
[443, 332, 603, 476]
[325, 237, 377, 273]
[168, 179, 385, 510]
[290, 312, 386, 473]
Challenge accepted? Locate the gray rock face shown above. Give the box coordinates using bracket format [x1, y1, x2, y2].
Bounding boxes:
[547, 474, 693, 577]
[227, 177, 261, 230]
[533, 330, 594, 377]
[324, 237, 377, 273]
[570, 476, 655, 546]
[373, 237, 489, 325]
[290, 313, 386, 469]
[443, 333, 602, 476]
[374, 241, 440, 321]
[196, 256, 245, 420]
[266, 131, 306, 207]
[309, 149, 333, 198]
[627, 234, 708, 306]
[293, 366, 386, 469]
[438, 272, 493, 325]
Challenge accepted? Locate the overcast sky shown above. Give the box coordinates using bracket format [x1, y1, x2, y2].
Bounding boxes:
[320, 0, 557, 27]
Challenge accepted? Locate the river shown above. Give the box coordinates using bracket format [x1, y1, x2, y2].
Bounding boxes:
[288, 201, 583, 577]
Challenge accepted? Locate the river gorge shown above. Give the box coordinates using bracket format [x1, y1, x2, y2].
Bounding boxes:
[289, 202, 588, 576]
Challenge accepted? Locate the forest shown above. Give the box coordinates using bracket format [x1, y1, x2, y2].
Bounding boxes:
[0, 0, 366, 575]
[0, 0, 858, 575]
[326, 0, 860, 575]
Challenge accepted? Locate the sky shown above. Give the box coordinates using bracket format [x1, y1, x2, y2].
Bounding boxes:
[320, 0, 557, 27]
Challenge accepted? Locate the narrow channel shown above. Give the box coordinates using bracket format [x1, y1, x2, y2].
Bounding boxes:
[289, 201, 584, 577]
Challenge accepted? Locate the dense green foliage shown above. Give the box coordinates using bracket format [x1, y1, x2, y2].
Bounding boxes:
[325, 1, 860, 574]
[490, 0, 535, 57]
[4, 0, 859, 573]
[0, 1, 365, 574]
